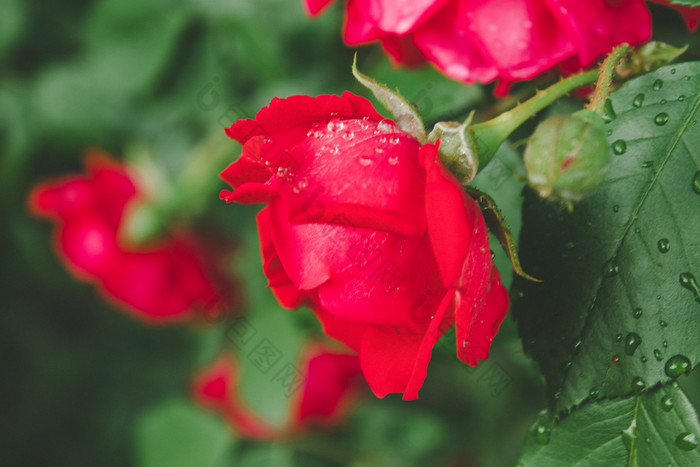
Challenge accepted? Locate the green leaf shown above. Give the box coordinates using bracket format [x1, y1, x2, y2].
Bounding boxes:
[352, 55, 427, 142]
[135, 398, 235, 467]
[512, 62, 700, 411]
[666, 0, 700, 7]
[518, 384, 700, 466]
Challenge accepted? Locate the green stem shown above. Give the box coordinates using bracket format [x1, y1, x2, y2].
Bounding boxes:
[469, 69, 599, 168]
[587, 43, 632, 114]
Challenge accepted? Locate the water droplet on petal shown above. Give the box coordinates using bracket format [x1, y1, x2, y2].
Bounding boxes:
[633, 93, 645, 107]
[654, 112, 669, 126]
[612, 140, 627, 155]
[665, 355, 692, 377]
[625, 333, 642, 356]
[389, 136, 400, 145]
[326, 118, 344, 132]
[376, 118, 395, 133]
[342, 130, 354, 141]
[388, 156, 399, 165]
[653, 79, 664, 91]
[679, 272, 700, 302]
[675, 432, 698, 451]
[657, 238, 670, 253]
[358, 156, 373, 167]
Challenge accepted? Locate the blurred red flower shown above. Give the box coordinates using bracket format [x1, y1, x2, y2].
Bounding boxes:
[305, 0, 660, 91]
[29, 150, 233, 323]
[192, 342, 364, 438]
[219, 92, 509, 399]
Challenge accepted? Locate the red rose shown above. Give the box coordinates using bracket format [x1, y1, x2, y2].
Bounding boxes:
[305, 0, 652, 89]
[219, 92, 509, 399]
[29, 150, 231, 322]
[192, 342, 364, 437]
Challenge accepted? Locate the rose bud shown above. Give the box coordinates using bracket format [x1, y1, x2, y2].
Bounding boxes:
[219, 92, 509, 400]
[523, 109, 611, 207]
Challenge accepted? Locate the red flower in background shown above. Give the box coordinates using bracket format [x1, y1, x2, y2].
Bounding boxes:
[29, 150, 233, 323]
[650, 0, 700, 30]
[305, 0, 691, 91]
[219, 92, 509, 400]
[193, 342, 364, 438]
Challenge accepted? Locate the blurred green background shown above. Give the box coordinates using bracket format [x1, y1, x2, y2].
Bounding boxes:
[1, 0, 698, 466]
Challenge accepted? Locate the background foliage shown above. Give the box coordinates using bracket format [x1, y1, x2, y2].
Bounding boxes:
[1, 0, 698, 466]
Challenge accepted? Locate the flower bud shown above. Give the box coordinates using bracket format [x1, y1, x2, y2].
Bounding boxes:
[524, 110, 611, 206]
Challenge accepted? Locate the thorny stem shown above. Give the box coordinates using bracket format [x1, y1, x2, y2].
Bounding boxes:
[586, 43, 633, 114]
[469, 69, 599, 168]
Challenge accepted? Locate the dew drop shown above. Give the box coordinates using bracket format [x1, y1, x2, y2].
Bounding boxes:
[615, 333, 623, 343]
[671, 68, 677, 75]
[633, 308, 643, 319]
[657, 238, 670, 253]
[375, 147, 384, 154]
[692, 171, 700, 194]
[659, 320, 668, 327]
[632, 93, 645, 107]
[376, 118, 395, 133]
[612, 140, 627, 155]
[379, 136, 387, 144]
[533, 423, 551, 445]
[342, 130, 354, 141]
[679, 272, 700, 302]
[665, 355, 692, 378]
[602, 99, 616, 122]
[631, 376, 646, 393]
[572, 338, 583, 354]
[654, 112, 669, 126]
[641, 356, 648, 363]
[660, 394, 673, 411]
[642, 161, 654, 168]
[653, 79, 664, 91]
[654, 349, 664, 361]
[625, 332, 642, 356]
[388, 156, 399, 165]
[635, 227, 641, 234]
[589, 388, 600, 400]
[663, 340, 668, 348]
[613, 204, 620, 213]
[660, 99, 667, 104]
[358, 156, 373, 167]
[389, 136, 400, 145]
[678, 95, 686, 102]
[607, 129, 613, 136]
[326, 118, 344, 132]
[675, 432, 698, 451]
[684, 75, 691, 81]
[612, 354, 621, 364]
[602, 260, 619, 278]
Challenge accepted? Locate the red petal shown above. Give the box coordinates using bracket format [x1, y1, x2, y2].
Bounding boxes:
[359, 289, 454, 400]
[304, 0, 336, 16]
[548, 0, 651, 66]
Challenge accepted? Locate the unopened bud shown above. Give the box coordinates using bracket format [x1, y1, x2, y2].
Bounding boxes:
[524, 110, 610, 206]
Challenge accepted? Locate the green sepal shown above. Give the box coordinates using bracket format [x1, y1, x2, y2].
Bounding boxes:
[616, 41, 688, 79]
[352, 54, 427, 143]
[464, 185, 541, 283]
